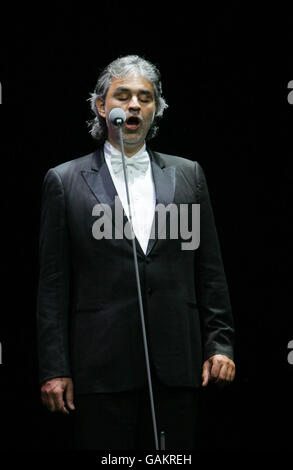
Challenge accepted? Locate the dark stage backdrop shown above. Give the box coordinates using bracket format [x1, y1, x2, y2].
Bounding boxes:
[0, 3, 292, 455]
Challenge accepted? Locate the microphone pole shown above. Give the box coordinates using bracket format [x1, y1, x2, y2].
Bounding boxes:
[109, 108, 165, 451]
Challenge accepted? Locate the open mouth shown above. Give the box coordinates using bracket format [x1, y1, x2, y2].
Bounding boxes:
[125, 116, 141, 130]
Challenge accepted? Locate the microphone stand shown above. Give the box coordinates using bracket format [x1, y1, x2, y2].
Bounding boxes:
[116, 121, 165, 451]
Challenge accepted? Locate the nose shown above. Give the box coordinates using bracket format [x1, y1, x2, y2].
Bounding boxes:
[128, 95, 140, 112]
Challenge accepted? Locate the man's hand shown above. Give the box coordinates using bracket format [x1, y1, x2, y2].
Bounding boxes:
[202, 354, 235, 387]
[41, 377, 75, 414]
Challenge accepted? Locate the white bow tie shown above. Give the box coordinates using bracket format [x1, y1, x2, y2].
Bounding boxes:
[111, 151, 149, 176]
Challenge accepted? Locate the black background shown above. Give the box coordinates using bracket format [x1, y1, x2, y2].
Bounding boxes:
[0, 3, 292, 453]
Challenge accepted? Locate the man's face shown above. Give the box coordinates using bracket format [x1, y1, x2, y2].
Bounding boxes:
[96, 73, 156, 156]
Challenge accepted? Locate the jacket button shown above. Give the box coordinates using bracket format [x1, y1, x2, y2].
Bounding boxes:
[147, 287, 152, 295]
[145, 257, 151, 264]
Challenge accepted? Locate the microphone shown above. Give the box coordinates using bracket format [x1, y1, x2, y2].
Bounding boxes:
[113, 106, 162, 450]
[109, 107, 126, 127]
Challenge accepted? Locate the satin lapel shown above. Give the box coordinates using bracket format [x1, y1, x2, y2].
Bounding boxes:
[146, 149, 176, 255]
[81, 148, 145, 257]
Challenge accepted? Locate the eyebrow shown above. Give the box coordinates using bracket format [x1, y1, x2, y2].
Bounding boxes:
[113, 87, 154, 97]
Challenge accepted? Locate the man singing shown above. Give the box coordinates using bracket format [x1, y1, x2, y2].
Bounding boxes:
[36, 55, 235, 450]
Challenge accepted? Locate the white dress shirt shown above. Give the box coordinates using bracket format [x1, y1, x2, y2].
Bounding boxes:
[104, 140, 156, 254]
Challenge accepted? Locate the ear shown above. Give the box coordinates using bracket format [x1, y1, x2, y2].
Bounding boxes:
[95, 97, 106, 118]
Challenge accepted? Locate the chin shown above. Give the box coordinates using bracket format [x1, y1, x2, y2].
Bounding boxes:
[123, 135, 144, 146]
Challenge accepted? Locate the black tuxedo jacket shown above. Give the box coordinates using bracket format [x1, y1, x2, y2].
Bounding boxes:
[36, 146, 234, 394]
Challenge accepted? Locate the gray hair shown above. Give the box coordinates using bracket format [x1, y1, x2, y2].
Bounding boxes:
[87, 55, 168, 142]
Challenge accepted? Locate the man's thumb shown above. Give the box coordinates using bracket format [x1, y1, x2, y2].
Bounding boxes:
[65, 381, 75, 410]
[202, 360, 211, 387]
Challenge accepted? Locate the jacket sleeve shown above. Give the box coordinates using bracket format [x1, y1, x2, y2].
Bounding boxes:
[194, 162, 235, 362]
[36, 168, 72, 384]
